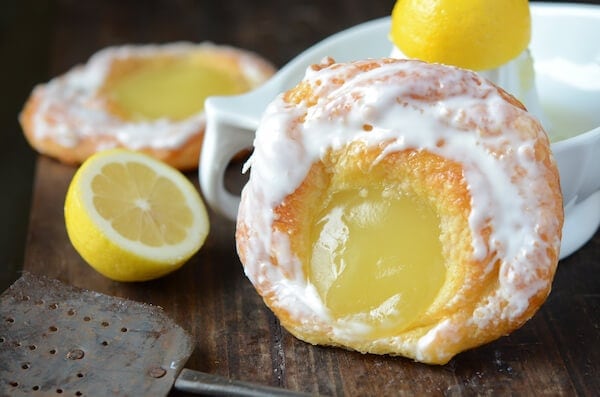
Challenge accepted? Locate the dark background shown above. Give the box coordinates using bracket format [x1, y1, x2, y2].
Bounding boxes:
[1, 0, 599, 288]
[1, 1, 599, 396]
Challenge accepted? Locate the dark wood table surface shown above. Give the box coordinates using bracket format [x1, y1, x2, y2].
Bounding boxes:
[2, 1, 599, 396]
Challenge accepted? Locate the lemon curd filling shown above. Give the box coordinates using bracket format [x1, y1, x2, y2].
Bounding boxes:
[104, 55, 251, 121]
[309, 187, 446, 335]
[91, 161, 192, 246]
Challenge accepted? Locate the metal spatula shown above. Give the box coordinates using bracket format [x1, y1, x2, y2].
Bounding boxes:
[0, 273, 309, 396]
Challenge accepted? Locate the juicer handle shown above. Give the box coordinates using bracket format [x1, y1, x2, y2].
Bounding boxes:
[200, 81, 278, 221]
[200, 98, 255, 221]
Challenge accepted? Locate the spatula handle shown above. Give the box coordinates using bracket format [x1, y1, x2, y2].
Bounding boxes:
[174, 368, 313, 396]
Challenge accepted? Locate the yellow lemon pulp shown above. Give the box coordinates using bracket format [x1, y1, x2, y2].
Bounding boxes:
[91, 162, 192, 246]
[104, 54, 251, 121]
[65, 149, 209, 282]
[390, 0, 531, 71]
[309, 187, 445, 337]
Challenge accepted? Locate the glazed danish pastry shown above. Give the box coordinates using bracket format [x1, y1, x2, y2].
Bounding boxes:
[236, 58, 563, 364]
[20, 42, 275, 170]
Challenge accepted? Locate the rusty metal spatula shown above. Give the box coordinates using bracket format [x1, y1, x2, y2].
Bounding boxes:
[0, 273, 308, 396]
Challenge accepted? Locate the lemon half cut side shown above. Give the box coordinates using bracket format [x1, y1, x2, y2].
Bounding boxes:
[65, 149, 210, 282]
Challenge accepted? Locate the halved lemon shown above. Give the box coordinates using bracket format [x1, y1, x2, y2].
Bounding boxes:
[65, 149, 209, 281]
[390, 0, 531, 71]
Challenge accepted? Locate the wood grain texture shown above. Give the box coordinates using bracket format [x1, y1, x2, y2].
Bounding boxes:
[9, 0, 600, 395]
[22, 156, 599, 396]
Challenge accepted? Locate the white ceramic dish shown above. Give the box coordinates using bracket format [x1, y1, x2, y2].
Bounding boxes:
[200, 2, 600, 259]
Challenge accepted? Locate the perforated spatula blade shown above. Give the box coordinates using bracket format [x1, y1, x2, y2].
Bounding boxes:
[0, 273, 309, 396]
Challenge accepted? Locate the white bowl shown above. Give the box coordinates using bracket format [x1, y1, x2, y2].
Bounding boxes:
[200, 2, 600, 259]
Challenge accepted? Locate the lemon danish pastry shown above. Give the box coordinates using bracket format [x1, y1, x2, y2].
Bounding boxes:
[236, 58, 563, 365]
[20, 42, 275, 170]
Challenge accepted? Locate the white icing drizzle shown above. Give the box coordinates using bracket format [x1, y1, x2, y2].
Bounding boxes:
[30, 42, 272, 150]
[238, 58, 561, 361]
[390, 46, 549, 129]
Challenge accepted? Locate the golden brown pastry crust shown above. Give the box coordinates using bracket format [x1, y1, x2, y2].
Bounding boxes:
[20, 92, 206, 170]
[19, 43, 275, 170]
[236, 58, 563, 364]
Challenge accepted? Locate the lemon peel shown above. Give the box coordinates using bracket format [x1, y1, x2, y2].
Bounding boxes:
[390, 0, 531, 71]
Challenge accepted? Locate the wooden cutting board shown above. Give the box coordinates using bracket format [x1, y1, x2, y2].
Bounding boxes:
[22, 156, 600, 396]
